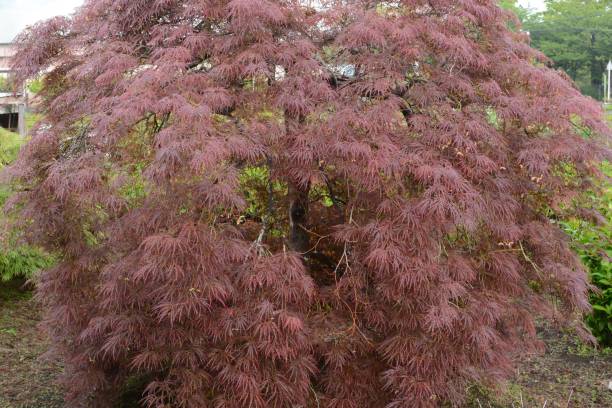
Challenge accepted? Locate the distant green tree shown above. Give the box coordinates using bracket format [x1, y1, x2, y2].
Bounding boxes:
[523, 0, 612, 99]
[499, 0, 530, 23]
[0, 75, 10, 93]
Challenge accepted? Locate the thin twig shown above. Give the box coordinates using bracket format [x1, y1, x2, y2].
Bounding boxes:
[565, 389, 574, 408]
[252, 156, 275, 256]
[310, 385, 320, 408]
[519, 241, 543, 278]
[331, 206, 372, 345]
[298, 224, 330, 255]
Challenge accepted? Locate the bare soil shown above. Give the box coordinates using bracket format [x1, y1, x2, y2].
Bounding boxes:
[0, 280, 63, 408]
[469, 326, 612, 408]
[1, 280, 611, 408]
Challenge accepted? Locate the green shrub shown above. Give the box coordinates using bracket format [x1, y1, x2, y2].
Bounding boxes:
[0, 128, 23, 166]
[0, 245, 54, 282]
[27, 77, 43, 94]
[559, 162, 612, 346]
[1, 127, 54, 282]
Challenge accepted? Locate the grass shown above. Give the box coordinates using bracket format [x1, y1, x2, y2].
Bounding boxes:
[25, 114, 42, 134]
[603, 102, 612, 126]
[0, 127, 23, 208]
[1, 112, 42, 200]
[0, 128, 24, 167]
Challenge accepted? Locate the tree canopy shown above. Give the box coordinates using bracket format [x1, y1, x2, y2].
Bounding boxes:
[508, 0, 612, 99]
[5, 1, 611, 407]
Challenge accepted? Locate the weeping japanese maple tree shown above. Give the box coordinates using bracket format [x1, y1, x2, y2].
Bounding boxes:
[6, 0, 610, 407]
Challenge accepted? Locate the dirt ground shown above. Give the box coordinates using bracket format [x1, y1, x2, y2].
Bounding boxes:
[1, 281, 611, 408]
[468, 327, 612, 408]
[0, 281, 63, 408]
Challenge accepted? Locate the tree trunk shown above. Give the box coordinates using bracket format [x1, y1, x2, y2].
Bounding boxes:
[590, 32, 602, 90]
[287, 182, 310, 253]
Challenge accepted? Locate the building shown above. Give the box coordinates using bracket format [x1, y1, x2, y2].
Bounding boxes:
[0, 43, 26, 136]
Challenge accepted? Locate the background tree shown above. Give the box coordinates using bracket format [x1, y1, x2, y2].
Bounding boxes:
[499, 0, 530, 23]
[5, 1, 610, 407]
[523, 0, 612, 98]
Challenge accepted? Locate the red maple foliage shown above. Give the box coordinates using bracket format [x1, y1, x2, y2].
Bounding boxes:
[5, 1, 611, 407]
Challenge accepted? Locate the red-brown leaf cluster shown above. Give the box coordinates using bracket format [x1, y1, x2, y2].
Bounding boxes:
[5, 0, 611, 407]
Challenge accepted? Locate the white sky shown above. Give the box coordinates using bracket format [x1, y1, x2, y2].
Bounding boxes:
[519, 0, 547, 12]
[0, 0, 83, 42]
[0, 0, 547, 43]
